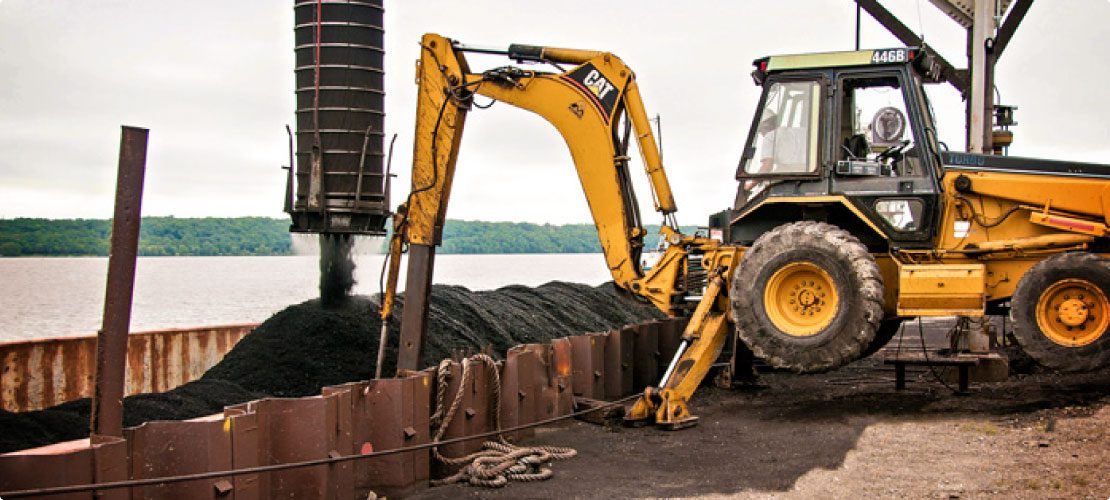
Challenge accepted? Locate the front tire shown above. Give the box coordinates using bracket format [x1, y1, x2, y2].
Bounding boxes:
[1012, 252, 1110, 372]
[731, 221, 885, 373]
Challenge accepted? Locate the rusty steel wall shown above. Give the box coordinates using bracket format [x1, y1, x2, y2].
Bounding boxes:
[0, 436, 129, 500]
[569, 334, 607, 400]
[322, 375, 432, 498]
[0, 318, 689, 498]
[0, 324, 257, 412]
[126, 416, 235, 499]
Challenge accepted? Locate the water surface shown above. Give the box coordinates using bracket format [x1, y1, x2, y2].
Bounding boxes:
[0, 254, 612, 341]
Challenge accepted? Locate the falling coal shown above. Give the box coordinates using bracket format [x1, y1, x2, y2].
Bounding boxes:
[319, 233, 356, 308]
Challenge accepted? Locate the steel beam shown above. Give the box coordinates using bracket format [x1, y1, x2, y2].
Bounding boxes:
[856, 0, 920, 45]
[855, 0, 969, 94]
[396, 244, 436, 372]
[994, 0, 1033, 60]
[90, 126, 148, 439]
[927, 0, 973, 28]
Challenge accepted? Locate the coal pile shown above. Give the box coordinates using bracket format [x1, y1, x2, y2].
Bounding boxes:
[1, 281, 663, 453]
[0, 379, 262, 453]
[202, 281, 664, 397]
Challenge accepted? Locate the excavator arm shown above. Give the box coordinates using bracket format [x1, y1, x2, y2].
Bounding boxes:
[411, 34, 676, 283]
[387, 33, 685, 370]
[383, 33, 740, 429]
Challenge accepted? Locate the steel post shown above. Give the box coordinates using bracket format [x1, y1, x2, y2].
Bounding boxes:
[90, 126, 148, 439]
[396, 244, 436, 372]
[968, 0, 995, 154]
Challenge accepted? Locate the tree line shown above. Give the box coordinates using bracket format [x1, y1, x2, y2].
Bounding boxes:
[0, 217, 291, 257]
[0, 217, 695, 257]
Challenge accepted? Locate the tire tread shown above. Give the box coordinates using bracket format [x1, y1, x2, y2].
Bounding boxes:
[731, 221, 884, 373]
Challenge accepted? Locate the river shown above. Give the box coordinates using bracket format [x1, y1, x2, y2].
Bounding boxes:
[0, 254, 614, 341]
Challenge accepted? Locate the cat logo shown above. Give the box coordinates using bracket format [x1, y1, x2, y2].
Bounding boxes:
[561, 63, 620, 123]
[582, 70, 616, 101]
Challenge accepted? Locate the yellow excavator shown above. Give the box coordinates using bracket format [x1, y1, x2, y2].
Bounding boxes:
[381, 33, 1110, 429]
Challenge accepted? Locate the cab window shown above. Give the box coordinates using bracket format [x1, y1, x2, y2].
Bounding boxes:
[838, 75, 922, 176]
[875, 198, 924, 231]
[743, 81, 821, 176]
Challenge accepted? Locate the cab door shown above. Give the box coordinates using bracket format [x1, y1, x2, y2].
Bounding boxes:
[827, 67, 940, 247]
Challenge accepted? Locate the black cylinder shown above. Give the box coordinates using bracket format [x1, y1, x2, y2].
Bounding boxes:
[289, 0, 387, 235]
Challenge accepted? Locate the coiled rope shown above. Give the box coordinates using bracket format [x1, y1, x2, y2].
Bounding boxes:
[430, 354, 577, 488]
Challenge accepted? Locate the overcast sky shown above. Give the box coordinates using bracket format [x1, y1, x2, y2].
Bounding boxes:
[1, 1, 1107, 225]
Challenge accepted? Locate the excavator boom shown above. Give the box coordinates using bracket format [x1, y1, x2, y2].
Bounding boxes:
[389, 33, 689, 372]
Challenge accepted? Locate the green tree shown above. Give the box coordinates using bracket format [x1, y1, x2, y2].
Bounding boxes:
[0, 217, 697, 256]
[0, 241, 21, 256]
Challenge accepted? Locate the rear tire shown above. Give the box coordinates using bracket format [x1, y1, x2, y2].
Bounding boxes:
[731, 221, 885, 373]
[1011, 252, 1110, 372]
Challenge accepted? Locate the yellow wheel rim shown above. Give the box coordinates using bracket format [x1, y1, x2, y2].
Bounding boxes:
[763, 262, 839, 337]
[1035, 279, 1108, 347]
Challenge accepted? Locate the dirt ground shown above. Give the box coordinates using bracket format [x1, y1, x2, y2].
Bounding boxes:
[414, 320, 1110, 499]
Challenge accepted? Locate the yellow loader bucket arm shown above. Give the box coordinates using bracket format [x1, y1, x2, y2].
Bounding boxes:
[388, 33, 686, 372]
[626, 247, 741, 429]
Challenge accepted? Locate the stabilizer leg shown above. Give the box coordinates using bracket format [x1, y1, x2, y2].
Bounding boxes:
[624, 276, 732, 429]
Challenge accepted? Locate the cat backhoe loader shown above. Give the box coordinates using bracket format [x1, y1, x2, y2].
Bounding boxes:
[382, 34, 1110, 430]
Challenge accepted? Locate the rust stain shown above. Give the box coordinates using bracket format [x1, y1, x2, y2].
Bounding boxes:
[178, 333, 190, 387]
[216, 332, 228, 357]
[552, 338, 573, 377]
[0, 324, 258, 412]
[127, 336, 145, 396]
[40, 342, 56, 409]
[26, 346, 43, 409]
[50, 349, 66, 407]
[7, 349, 28, 411]
[71, 339, 87, 400]
[60, 341, 77, 407]
[165, 334, 176, 391]
[151, 333, 163, 394]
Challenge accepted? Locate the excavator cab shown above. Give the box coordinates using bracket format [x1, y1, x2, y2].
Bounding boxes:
[727, 47, 945, 250]
[705, 47, 960, 378]
[712, 44, 1110, 380]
